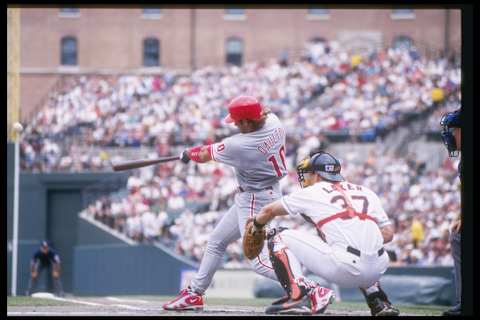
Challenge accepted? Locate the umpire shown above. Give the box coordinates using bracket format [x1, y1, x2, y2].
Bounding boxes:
[25, 241, 65, 297]
[439, 109, 461, 316]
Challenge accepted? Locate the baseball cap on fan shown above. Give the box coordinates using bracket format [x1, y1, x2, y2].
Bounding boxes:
[224, 95, 263, 124]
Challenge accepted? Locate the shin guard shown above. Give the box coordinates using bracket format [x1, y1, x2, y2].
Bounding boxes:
[268, 236, 309, 300]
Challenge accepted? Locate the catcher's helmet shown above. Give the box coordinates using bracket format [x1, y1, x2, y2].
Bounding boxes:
[440, 109, 461, 157]
[297, 151, 344, 187]
[224, 95, 263, 124]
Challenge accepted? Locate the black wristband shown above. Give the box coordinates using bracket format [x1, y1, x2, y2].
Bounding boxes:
[253, 217, 265, 229]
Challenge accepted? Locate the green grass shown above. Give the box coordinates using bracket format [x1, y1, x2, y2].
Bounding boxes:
[206, 298, 445, 316]
[8, 295, 447, 315]
[121, 295, 447, 316]
[7, 296, 75, 306]
[326, 301, 445, 316]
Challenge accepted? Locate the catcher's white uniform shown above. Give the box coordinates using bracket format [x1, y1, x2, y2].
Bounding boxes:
[272, 180, 391, 288]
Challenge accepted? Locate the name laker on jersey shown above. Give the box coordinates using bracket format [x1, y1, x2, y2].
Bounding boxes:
[322, 182, 363, 193]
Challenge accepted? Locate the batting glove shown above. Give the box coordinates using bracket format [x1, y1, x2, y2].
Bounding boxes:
[180, 150, 191, 164]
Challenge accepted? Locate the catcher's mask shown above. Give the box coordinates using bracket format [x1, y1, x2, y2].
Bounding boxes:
[297, 151, 344, 188]
[440, 109, 461, 157]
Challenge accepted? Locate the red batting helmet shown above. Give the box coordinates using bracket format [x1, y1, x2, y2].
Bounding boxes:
[224, 95, 263, 124]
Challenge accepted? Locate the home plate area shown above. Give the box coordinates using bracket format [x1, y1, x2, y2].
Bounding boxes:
[8, 293, 422, 316]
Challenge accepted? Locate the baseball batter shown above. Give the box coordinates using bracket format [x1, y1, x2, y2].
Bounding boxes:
[163, 95, 287, 311]
[250, 151, 400, 315]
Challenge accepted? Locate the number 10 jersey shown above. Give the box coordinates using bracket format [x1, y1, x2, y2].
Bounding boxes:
[211, 113, 287, 191]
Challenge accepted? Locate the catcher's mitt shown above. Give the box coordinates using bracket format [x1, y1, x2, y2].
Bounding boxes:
[243, 218, 266, 259]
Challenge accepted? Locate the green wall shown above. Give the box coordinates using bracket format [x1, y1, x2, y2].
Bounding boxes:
[7, 142, 129, 294]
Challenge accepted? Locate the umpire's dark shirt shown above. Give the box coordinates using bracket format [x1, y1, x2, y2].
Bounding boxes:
[33, 249, 59, 267]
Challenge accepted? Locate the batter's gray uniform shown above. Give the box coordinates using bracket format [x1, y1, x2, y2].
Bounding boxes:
[190, 113, 287, 294]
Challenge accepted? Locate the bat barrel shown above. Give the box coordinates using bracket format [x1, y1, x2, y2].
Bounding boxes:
[111, 156, 179, 171]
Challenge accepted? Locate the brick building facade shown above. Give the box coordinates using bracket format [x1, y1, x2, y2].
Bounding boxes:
[18, 7, 461, 120]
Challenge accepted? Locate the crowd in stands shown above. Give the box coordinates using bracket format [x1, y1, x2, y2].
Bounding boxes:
[19, 41, 460, 172]
[84, 145, 460, 267]
[19, 41, 462, 267]
[301, 44, 461, 143]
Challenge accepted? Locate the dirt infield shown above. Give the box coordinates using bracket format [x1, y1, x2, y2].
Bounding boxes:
[7, 295, 444, 316]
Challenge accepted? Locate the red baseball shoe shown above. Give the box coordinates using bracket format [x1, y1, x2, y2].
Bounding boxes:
[309, 286, 335, 314]
[162, 287, 204, 311]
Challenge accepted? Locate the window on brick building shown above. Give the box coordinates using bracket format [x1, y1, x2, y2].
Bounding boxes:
[310, 37, 327, 44]
[393, 35, 414, 50]
[308, 8, 329, 15]
[224, 8, 246, 20]
[225, 8, 245, 15]
[226, 37, 243, 67]
[59, 8, 80, 17]
[391, 9, 415, 19]
[61, 36, 77, 66]
[307, 8, 330, 19]
[143, 38, 160, 67]
[142, 8, 161, 18]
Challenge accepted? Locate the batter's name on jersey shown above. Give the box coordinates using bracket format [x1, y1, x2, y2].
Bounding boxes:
[257, 128, 285, 155]
[323, 183, 363, 193]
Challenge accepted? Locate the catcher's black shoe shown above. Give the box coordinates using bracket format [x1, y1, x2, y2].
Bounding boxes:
[366, 293, 400, 316]
[374, 303, 400, 316]
[265, 295, 312, 315]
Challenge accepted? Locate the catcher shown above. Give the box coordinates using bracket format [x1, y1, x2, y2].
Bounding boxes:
[243, 150, 400, 315]
[25, 241, 64, 297]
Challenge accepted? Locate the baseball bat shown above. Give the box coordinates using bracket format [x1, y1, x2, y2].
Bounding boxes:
[111, 155, 180, 171]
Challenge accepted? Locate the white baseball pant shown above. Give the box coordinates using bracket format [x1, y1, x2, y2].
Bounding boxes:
[270, 229, 389, 289]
